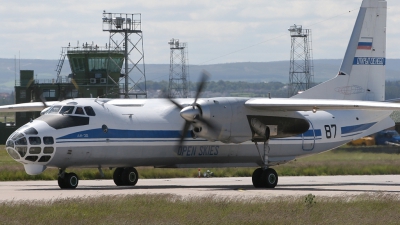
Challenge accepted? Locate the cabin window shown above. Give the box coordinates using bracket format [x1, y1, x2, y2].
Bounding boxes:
[84, 106, 96, 116]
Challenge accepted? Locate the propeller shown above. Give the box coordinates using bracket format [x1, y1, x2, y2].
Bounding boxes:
[168, 70, 215, 146]
[39, 94, 51, 115]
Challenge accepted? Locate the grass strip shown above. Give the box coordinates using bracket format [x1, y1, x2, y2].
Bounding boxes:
[0, 193, 399, 224]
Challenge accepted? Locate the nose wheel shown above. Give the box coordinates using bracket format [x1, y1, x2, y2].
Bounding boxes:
[58, 169, 79, 189]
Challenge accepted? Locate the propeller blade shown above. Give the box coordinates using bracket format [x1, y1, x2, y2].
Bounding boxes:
[193, 70, 210, 105]
[39, 94, 48, 108]
[168, 98, 184, 110]
[178, 121, 191, 146]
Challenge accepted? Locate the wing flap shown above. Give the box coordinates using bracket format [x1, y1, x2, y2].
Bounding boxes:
[245, 98, 400, 111]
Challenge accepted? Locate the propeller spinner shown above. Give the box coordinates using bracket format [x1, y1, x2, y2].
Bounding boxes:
[168, 70, 215, 145]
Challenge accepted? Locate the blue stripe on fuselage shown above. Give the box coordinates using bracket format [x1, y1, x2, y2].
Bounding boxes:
[57, 128, 188, 140]
[341, 122, 376, 134]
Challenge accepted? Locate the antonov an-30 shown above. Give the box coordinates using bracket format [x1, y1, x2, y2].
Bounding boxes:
[1, 0, 398, 189]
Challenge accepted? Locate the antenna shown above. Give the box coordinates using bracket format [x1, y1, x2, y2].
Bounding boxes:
[14, 55, 16, 86]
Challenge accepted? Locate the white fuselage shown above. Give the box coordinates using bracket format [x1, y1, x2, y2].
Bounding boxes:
[5, 98, 393, 175]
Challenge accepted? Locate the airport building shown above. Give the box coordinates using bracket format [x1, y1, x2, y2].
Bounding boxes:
[0, 44, 124, 143]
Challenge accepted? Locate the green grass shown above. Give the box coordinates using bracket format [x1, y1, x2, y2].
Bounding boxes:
[0, 112, 15, 123]
[0, 193, 399, 224]
[2, 145, 400, 180]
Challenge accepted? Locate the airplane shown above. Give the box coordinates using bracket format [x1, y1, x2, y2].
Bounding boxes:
[1, 0, 398, 189]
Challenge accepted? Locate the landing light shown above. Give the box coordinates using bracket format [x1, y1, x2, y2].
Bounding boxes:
[312, 107, 317, 113]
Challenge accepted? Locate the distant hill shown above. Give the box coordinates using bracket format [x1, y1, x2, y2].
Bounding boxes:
[0, 58, 399, 93]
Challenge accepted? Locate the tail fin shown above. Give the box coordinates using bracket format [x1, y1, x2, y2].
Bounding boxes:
[293, 0, 387, 101]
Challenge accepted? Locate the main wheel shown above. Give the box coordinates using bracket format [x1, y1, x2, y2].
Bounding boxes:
[113, 167, 125, 186]
[252, 168, 263, 188]
[121, 167, 139, 186]
[260, 168, 278, 188]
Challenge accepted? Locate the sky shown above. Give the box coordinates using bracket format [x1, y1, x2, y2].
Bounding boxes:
[1, 0, 400, 65]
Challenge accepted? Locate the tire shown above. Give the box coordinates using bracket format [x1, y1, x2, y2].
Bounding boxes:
[252, 168, 263, 188]
[121, 167, 139, 186]
[65, 173, 79, 189]
[58, 175, 67, 189]
[261, 168, 278, 188]
[113, 167, 125, 186]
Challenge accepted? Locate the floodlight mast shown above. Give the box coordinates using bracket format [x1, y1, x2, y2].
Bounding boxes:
[102, 12, 147, 98]
[288, 24, 314, 97]
[168, 38, 189, 98]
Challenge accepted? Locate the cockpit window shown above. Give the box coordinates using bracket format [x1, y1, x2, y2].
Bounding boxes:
[11, 132, 24, 141]
[29, 137, 41, 145]
[59, 106, 75, 115]
[15, 137, 27, 146]
[24, 127, 38, 135]
[84, 106, 96, 116]
[75, 107, 85, 115]
[48, 105, 62, 114]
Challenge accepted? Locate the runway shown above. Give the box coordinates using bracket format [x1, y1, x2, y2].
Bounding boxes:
[1, 175, 400, 201]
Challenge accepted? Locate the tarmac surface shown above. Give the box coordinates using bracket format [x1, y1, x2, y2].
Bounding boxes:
[1, 175, 400, 201]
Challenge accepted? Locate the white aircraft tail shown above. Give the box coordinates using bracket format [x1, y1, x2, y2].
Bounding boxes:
[293, 0, 387, 101]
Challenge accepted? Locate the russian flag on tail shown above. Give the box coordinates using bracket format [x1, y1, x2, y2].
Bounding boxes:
[357, 37, 373, 50]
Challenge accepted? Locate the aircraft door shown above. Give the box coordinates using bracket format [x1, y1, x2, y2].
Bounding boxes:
[302, 120, 315, 151]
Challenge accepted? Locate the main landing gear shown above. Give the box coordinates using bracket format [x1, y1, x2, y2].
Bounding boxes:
[58, 169, 79, 189]
[252, 140, 279, 188]
[113, 167, 139, 186]
[57, 167, 139, 189]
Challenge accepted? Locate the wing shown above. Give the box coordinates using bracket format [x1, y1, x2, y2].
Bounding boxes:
[245, 98, 400, 111]
[0, 101, 58, 113]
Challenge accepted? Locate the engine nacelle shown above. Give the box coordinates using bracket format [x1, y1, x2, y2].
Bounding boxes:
[191, 97, 310, 144]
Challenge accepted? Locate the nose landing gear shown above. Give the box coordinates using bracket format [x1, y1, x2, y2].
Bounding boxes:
[58, 169, 79, 189]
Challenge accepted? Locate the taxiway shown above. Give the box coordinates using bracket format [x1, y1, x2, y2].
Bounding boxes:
[1, 175, 399, 201]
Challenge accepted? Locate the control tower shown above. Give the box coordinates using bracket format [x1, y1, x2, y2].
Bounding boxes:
[66, 42, 124, 98]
